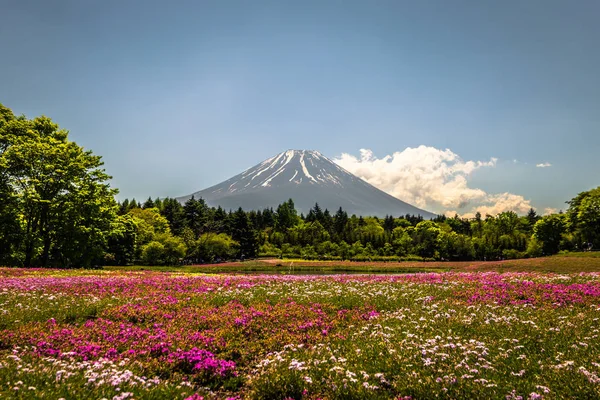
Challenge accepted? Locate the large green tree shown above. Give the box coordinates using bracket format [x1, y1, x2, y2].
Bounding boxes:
[0, 104, 118, 267]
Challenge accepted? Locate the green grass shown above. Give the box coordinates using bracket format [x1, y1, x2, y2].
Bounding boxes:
[104, 253, 600, 274]
[556, 251, 600, 258]
[104, 263, 447, 274]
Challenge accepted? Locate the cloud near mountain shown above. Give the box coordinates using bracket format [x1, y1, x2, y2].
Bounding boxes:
[333, 146, 534, 218]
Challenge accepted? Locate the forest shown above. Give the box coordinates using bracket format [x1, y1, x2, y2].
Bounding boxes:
[1, 103, 599, 268]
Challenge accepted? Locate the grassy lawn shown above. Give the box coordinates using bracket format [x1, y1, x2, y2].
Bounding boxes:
[104, 253, 600, 274]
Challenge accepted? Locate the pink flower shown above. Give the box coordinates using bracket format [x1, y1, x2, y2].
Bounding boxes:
[184, 395, 204, 400]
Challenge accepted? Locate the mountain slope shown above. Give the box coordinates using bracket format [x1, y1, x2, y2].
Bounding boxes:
[178, 150, 435, 218]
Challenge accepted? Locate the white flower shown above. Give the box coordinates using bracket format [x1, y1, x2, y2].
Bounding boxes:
[289, 359, 307, 371]
[535, 385, 551, 394]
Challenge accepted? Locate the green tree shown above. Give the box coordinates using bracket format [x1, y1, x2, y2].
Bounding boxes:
[571, 187, 600, 247]
[526, 208, 540, 232]
[141, 241, 165, 266]
[333, 207, 349, 239]
[496, 211, 520, 236]
[383, 215, 395, 233]
[160, 198, 186, 236]
[533, 214, 567, 255]
[231, 208, 259, 259]
[350, 241, 365, 257]
[128, 208, 170, 245]
[392, 229, 414, 256]
[0, 105, 22, 265]
[471, 212, 483, 238]
[0, 105, 118, 267]
[322, 209, 334, 234]
[275, 199, 299, 232]
[413, 221, 441, 258]
[154, 233, 187, 265]
[317, 240, 339, 257]
[288, 221, 330, 246]
[438, 231, 475, 261]
[106, 214, 137, 265]
[357, 217, 385, 236]
[526, 237, 543, 257]
[142, 197, 155, 209]
[184, 196, 209, 238]
[197, 232, 238, 262]
[337, 241, 350, 259]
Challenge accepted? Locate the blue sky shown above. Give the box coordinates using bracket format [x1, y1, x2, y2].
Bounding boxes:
[2, 0, 599, 215]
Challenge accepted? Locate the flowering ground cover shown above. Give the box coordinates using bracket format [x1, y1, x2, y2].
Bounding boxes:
[2, 269, 600, 399]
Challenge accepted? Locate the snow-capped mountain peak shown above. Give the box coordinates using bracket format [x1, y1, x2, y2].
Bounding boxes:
[234, 149, 350, 190]
[178, 150, 434, 218]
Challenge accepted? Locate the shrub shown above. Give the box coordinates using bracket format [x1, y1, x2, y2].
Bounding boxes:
[527, 238, 543, 258]
[502, 249, 526, 260]
[141, 241, 165, 265]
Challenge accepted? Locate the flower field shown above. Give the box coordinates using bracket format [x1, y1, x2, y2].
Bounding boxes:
[2, 269, 600, 399]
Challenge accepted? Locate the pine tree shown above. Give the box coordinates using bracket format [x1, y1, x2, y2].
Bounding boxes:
[322, 209, 334, 234]
[334, 207, 348, 237]
[312, 203, 324, 224]
[184, 196, 208, 238]
[213, 206, 229, 233]
[262, 208, 276, 228]
[527, 208, 539, 228]
[231, 208, 258, 259]
[160, 198, 186, 236]
[275, 199, 298, 232]
[119, 199, 130, 215]
[128, 199, 140, 211]
[383, 215, 395, 233]
[306, 209, 317, 223]
[142, 197, 155, 209]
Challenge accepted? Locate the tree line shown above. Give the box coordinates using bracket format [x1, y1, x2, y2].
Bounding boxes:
[1, 103, 599, 267]
[110, 191, 599, 265]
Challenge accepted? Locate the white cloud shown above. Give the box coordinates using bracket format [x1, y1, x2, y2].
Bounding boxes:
[334, 146, 535, 217]
[536, 162, 552, 168]
[543, 207, 558, 215]
[466, 193, 534, 218]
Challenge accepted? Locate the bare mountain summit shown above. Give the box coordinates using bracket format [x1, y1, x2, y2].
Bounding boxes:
[178, 150, 435, 218]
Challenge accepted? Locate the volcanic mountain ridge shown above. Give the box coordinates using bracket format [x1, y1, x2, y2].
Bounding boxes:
[178, 150, 435, 218]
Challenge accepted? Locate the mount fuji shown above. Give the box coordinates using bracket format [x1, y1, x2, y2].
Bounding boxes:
[178, 150, 435, 218]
